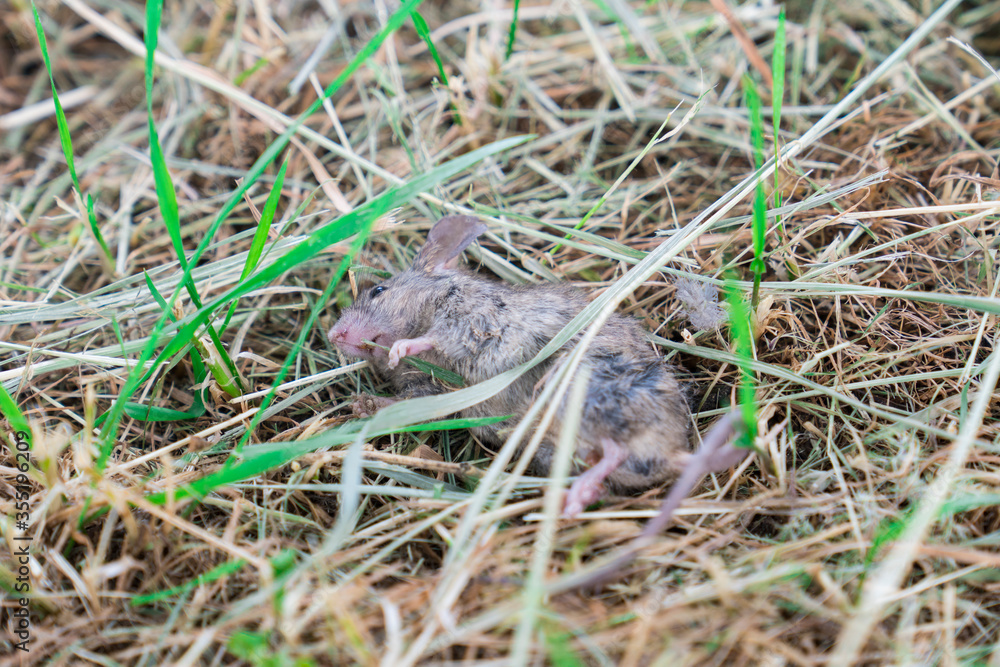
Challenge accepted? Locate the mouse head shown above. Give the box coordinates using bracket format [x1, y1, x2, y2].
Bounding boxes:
[328, 215, 487, 360]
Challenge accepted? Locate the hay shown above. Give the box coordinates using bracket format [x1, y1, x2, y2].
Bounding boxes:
[1, 0, 999, 664]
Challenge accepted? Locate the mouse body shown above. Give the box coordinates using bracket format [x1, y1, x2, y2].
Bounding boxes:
[328, 215, 739, 516]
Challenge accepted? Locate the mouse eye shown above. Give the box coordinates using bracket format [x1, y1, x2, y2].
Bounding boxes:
[369, 285, 387, 299]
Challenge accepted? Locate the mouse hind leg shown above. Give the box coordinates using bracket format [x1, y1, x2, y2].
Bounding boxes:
[563, 437, 630, 517]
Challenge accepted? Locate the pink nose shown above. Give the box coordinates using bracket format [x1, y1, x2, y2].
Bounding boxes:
[328, 325, 345, 344]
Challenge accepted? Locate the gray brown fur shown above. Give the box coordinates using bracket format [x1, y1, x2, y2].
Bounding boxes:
[328, 215, 693, 496]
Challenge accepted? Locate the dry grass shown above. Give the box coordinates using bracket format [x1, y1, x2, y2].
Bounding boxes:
[2, 0, 1000, 665]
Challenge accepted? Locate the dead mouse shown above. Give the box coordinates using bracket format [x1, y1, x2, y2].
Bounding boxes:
[328, 214, 752, 520]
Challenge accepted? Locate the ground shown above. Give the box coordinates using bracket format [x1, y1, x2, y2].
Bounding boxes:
[1, 0, 999, 665]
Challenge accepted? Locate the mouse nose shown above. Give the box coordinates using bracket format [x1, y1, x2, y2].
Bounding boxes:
[328, 324, 346, 344]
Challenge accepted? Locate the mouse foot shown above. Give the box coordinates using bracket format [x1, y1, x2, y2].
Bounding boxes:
[563, 438, 630, 517]
[388, 336, 435, 369]
[351, 394, 396, 418]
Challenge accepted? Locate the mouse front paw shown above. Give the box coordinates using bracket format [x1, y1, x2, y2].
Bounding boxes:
[387, 336, 436, 369]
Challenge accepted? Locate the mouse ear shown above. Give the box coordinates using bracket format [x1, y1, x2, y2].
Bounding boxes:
[413, 215, 487, 273]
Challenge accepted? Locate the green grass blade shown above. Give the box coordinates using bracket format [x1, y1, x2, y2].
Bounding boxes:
[143, 270, 170, 314]
[234, 57, 269, 86]
[31, 3, 113, 267]
[402, 357, 465, 386]
[146, 416, 504, 506]
[84, 195, 113, 267]
[723, 281, 758, 447]
[123, 402, 206, 422]
[772, 6, 787, 229]
[144, 0, 182, 268]
[412, 12, 448, 86]
[0, 385, 31, 447]
[742, 74, 768, 307]
[219, 158, 289, 332]
[223, 163, 306, 333]
[505, 0, 521, 61]
[542, 628, 587, 667]
[32, 3, 77, 185]
[132, 558, 247, 606]
[241, 160, 288, 282]
[146, 123, 183, 269]
[771, 6, 786, 140]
